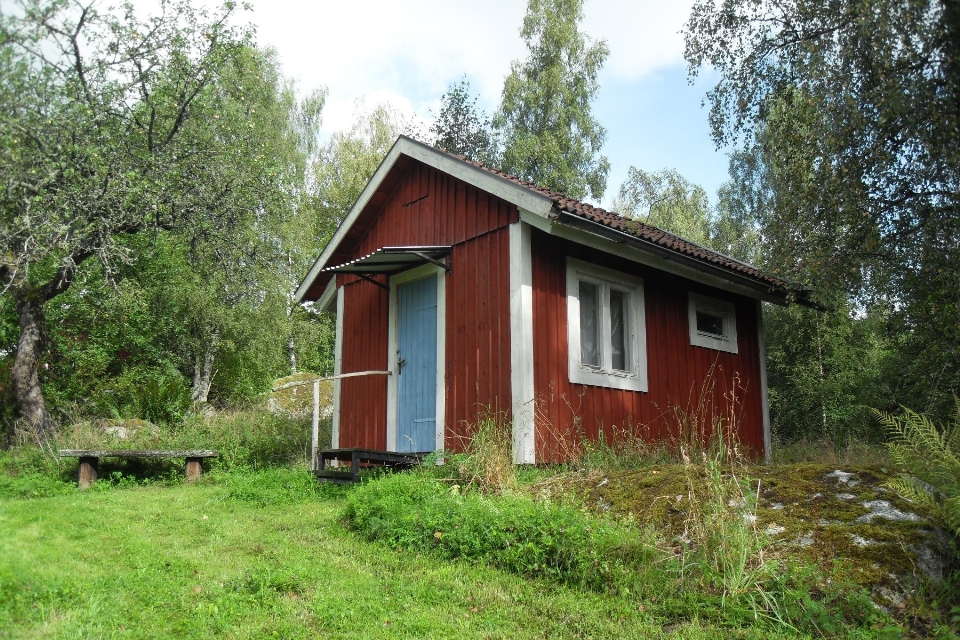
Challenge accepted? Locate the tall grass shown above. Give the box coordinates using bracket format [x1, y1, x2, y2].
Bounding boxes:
[678, 437, 777, 620]
[1, 407, 323, 498]
[448, 412, 516, 492]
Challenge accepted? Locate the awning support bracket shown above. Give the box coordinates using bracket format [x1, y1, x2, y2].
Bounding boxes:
[411, 251, 451, 272]
[357, 273, 390, 290]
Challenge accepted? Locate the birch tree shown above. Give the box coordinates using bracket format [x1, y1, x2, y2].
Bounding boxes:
[685, 0, 960, 412]
[494, 0, 610, 201]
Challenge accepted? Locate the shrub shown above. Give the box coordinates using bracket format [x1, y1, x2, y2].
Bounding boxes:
[876, 401, 960, 537]
[0, 447, 74, 499]
[344, 472, 661, 592]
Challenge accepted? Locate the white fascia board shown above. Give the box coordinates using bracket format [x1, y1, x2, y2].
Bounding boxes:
[295, 136, 555, 304]
[294, 141, 409, 303]
[518, 210, 783, 304]
[315, 277, 338, 313]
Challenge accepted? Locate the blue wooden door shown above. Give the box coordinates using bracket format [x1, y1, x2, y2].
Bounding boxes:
[396, 275, 438, 453]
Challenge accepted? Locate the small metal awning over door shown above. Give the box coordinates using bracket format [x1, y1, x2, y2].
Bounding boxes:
[322, 246, 451, 289]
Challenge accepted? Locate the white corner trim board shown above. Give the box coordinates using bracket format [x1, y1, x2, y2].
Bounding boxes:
[756, 300, 772, 463]
[331, 286, 344, 449]
[509, 221, 536, 464]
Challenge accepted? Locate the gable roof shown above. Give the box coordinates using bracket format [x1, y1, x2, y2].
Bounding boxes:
[296, 136, 813, 306]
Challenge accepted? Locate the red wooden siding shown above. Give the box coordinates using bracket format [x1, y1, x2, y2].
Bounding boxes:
[530, 229, 765, 462]
[335, 161, 517, 451]
[444, 227, 513, 451]
[336, 276, 389, 449]
[349, 163, 517, 257]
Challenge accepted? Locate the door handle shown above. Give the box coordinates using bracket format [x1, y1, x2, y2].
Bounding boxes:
[397, 356, 406, 374]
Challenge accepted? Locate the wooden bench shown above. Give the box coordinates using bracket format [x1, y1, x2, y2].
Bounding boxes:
[315, 448, 426, 484]
[58, 450, 219, 489]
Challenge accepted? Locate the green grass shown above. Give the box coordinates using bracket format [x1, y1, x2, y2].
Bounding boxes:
[0, 466, 779, 640]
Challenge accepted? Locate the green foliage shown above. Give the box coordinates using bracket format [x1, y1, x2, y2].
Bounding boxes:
[311, 103, 408, 234]
[345, 472, 657, 592]
[494, 0, 610, 201]
[712, 149, 766, 264]
[0, 407, 313, 498]
[0, 1, 329, 429]
[878, 402, 960, 538]
[449, 413, 516, 492]
[765, 300, 900, 445]
[684, 0, 960, 416]
[614, 167, 713, 246]
[430, 78, 495, 163]
[612, 159, 763, 267]
[0, 446, 74, 499]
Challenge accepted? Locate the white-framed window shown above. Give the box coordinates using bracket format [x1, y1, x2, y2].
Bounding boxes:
[688, 292, 738, 354]
[566, 258, 647, 392]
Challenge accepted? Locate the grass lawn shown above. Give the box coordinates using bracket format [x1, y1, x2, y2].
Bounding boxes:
[0, 466, 811, 640]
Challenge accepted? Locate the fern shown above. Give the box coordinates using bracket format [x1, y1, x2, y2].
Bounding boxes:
[874, 400, 960, 537]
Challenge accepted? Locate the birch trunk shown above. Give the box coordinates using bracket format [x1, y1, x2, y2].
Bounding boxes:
[191, 330, 219, 403]
[287, 333, 297, 375]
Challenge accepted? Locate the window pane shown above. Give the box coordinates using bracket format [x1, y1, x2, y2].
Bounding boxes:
[609, 290, 627, 371]
[696, 310, 725, 337]
[579, 281, 600, 367]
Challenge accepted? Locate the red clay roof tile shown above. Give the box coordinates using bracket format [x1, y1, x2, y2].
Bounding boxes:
[440, 148, 806, 298]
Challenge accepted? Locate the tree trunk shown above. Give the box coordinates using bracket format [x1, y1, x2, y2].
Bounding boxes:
[191, 330, 219, 403]
[287, 333, 297, 375]
[12, 294, 54, 437]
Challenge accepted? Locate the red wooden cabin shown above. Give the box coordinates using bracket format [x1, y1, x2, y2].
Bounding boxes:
[296, 136, 810, 463]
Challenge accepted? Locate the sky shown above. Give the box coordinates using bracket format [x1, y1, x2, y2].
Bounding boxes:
[242, 0, 731, 209]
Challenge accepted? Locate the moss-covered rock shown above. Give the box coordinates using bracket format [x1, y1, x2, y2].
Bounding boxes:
[574, 463, 955, 612]
[268, 373, 333, 418]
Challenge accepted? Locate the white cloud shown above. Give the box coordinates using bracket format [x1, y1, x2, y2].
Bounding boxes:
[246, 0, 695, 134]
[584, 1, 693, 80]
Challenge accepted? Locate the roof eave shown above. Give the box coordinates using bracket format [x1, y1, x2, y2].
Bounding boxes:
[554, 211, 814, 307]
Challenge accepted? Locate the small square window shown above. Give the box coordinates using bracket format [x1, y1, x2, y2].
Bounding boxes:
[566, 258, 647, 392]
[688, 292, 738, 354]
[696, 310, 725, 337]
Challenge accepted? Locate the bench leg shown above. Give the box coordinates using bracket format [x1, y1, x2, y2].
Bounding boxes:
[185, 457, 204, 482]
[78, 457, 98, 489]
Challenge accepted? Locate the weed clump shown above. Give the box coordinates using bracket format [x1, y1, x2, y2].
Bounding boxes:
[450, 413, 516, 492]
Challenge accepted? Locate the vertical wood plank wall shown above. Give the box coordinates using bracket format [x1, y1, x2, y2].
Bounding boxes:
[335, 163, 517, 450]
[530, 230, 765, 461]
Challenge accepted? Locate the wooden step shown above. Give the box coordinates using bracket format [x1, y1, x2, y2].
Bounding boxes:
[314, 448, 429, 483]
